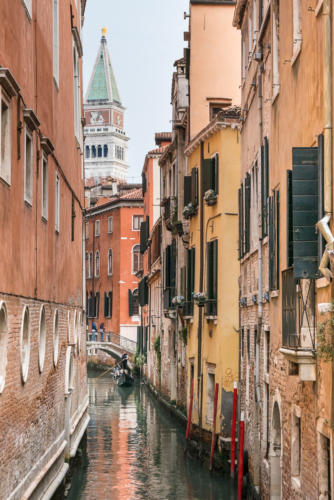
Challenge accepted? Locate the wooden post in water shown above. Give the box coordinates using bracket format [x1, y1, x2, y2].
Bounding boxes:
[238, 411, 245, 500]
[209, 383, 219, 471]
[231, 381, 238, 478]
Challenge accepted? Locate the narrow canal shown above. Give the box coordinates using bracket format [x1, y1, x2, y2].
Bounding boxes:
[64, 369, 237, 500]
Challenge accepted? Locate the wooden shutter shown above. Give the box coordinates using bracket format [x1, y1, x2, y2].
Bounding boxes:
[269, 196, 275, 290]
[262, 137, 269, 237]
[170, 239, 176, 292]
[238, 187, 243, 259]
[213, 154, 219, 194]
[104, 293, 108, 318]
[180, 266, 186, 298]
[318, 134, 325, 264]
[184, 176, 192, 206]
[109, 291, 113, 317]
[142, 172, 147, 195]
[128, 289, 133, 316]
[137, 326, 143, 353]
[212, 239, 218, 315]
[202, 158, 212, 194]
[146, 216, 150, 241]
[184, 48, 190, 80]
[287, 170, 293, 268]
[245, 173, 251, 254]
[191, 167, 198, 207]
[275, 190, 280, 289]
[292, 147, 319, 279]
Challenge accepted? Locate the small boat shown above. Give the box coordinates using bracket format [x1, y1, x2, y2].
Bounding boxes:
[117, 369, 134, 387]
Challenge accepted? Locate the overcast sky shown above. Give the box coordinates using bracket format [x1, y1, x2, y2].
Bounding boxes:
[82, 0, 189, 182]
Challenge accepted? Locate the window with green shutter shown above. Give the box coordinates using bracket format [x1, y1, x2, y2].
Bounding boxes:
[261, 137, 269, 238]
[191, 167, 198, 207]
[269, 190, 280, 290]
[137, 326, 143, 353]
[238, 186, 244, 259]
[128, 289, 133, 316]
[202, 158, 212, 194]
[139, 278, 148, 307]
[292, 147, 319, 279]
[206, 239, 218, 316]
[245, 173, 251, 254]
[185, 247, 195, 316]
[287, 170, 293, 268]
[184, 176, 192, 207]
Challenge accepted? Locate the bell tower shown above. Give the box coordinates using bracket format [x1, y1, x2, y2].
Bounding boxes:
[84, 29, 129, 180]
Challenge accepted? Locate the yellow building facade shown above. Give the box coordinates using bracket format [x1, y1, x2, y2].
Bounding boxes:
[184, 110, 240, 437]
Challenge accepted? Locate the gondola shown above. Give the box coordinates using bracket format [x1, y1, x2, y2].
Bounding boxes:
[117, 369, 134, 387]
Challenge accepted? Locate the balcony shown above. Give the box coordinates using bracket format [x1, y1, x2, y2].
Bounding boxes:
[182, 301, 194, 318]
[205, 299, 217, 318]
[280, 268, 316, 381]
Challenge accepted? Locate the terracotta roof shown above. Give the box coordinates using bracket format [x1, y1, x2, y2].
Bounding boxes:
[155, 132, 172, 146]
[147, 146, 168, 155]
[119, 187, 143, 200]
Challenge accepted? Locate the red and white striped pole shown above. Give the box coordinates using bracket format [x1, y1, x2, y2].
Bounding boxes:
[238, 411, 245, 500]
[186, 378, 194, 440]
[230, 381, 238, 478]
[209, 383, 219, 471]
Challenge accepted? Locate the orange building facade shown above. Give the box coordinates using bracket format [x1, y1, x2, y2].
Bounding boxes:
[0, 0, 88, 498]
[85, 184, 144, 343]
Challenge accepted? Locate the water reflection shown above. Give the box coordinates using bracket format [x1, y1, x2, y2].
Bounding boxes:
[66, 371, 236, 500]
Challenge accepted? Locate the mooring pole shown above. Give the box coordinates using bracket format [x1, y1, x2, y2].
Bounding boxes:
[209, 383, 219, 471]
[237, 411, 245, 500]
[231, 381, 238, 478]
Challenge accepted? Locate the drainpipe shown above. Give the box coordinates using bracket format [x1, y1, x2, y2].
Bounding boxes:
[317, 0, 333, 274]
[197, 141, 205, 430]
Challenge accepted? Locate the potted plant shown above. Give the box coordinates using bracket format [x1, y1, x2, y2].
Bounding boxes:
[193, 292, 207, 307]
[204, 189, 218, 206]
[172, 295, 185, 307]
[183, 203, 197, 219]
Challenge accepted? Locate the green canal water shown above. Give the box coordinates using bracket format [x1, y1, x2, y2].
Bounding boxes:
[64, 370, 237, 500]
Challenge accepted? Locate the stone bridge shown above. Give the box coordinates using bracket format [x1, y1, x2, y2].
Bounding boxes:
[86, 332, 137, 367]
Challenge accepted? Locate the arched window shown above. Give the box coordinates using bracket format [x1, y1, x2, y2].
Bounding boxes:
[95, 250, 100, 278]
[20, 306, 31, 383]
[85, 145, 90, 158]
[132, 244, 143, 274]
[108, 249, 113, 276]
[132, 289, 139, 315]
[98, 145, 102, 157]
[0, 302, 8, 393]
[38, 305, 46, 373]
[85, 252, 89, 277]
[92, 145, 96, 158]
[104, 144, 108, 157]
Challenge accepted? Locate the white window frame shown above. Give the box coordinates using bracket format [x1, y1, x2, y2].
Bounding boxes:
[108, 216, 113, 234]
[89, 252, 93, 278]
[22, 0, 32, 19]
[20, 305, 31, 384]
[53, 0, 59, 86]
[292, 0, 302, 65]
[132, 215, 144, 231]
[55, 173, 60, 232]
[272, 0, 280, 100]
[24, 125, 33, 205]
[41, 154, 48, 220]
[132, 244, 142, 274]
[95, 220, 100, 236]
[38, 305, 46, 373]
[53, 309, 59, 367]
[0, 89, 11, 185]
[108, 248, 113, 276]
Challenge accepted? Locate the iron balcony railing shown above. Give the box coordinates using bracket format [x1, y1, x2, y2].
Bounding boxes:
[282, 267, 316, 350]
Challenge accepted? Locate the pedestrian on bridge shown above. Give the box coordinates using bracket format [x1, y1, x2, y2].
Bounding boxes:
[92, 321, 97, 341]
[99, 322, 104, 342]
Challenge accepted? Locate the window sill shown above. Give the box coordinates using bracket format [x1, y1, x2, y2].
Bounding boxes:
[315, 0, 323, 17]
[41, 216, 48, 224]
[24, 198, 32, 208]
[272, 85, 280, 104]
[53, 76, 59, 91]
[291, 42, 302, 67]
[279, 348, 316, 381]
[0, 175, 11, 188]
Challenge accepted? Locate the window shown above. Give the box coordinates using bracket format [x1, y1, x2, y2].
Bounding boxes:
[185, 247, 195, 316]
[132, 244, 143, 274]
[133, 215, 144, 231]
[206, 239, 218, 316]
[20, 306, 30, 383]
[85, 145, 90, 158]
[95, 220, 100, 236]
[53, 310, 59, 366]
[89, 252, 93, 278]
[269, 189, 280, 290]
[98, 145, 102, 157]
[242, 40, 246, 82]
[318, 433, 332, 499]
[38, 306, 46, 373]
[203, 154, 219, 196]
[104, 144, 108, 157]
[104, 291, 113, 318]
[248, 16, 253, 59]
[252, 0, 257, 47]
[108, 216, 113, 233]
[0, 91, 11, 184]
[265, 329, 270, 374]
[206, 369, 215, 424]
[73, 47, 80, 139]
[92, 145, 96, 158]
[55, 174, 60, 232]
[0, 302, 8, 393]
[132, 289, 139, 316]
[53, 0, 59, 85]
[115, 145, 124, 160]
[41, 155, 48, 220]
[291, 410, 301, 484]
[108, 249, 113, 276]
[272, 0, 280, 99]
[85, 252, 89, 278]
[95, 251, 100, 277]
[22, 0, 32, 19]
[261, 137, 269, 238]
[85, 221, 89, 239]
[24, 126, 33, 204]
[292, 0, 302, 62]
